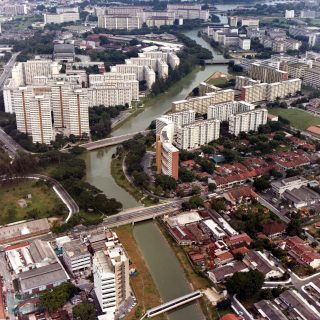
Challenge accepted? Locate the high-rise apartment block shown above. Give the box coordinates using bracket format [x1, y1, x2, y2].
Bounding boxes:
[2, 4, 28, 16]
[98, 15, 141, 30]
[285, 10, 295, 19]
[250, 62, 288, 83]
[228, 16, 238, 27]
[172, 89, 235, 114]
[110, 52, 178, 89]
[175, 119, 220, 150]
[237, 77, 302, 102]
[303, 68, 320, 89]
[235, 76, 260, 90]
[44, 7, 80, 25]
[241, 83, 268, 102]
[93, 242, 130, 318]
[29, 95, 53, 144]
[207, 101, 255, 121]
[229, 109, 268, 136]
[167, 4, 209, 20]
[88, 73, 139, 107]
[156, 110, 196, 179]
[96, 4, 208, 30]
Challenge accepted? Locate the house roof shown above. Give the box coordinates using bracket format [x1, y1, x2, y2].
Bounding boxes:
[263, 222, 286, 236]
[220, 313, 243, 320]
[254, 299, 287, 320]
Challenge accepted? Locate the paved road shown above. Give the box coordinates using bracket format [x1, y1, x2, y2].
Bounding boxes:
[80, 130, 151, 150]
[1, 174, 79, 222]
[231, 295, 254, 320]
[256, 194, 290, 223]
[103, 200, 183, 227]
[0, 128, 27, 158]
[0, 52, 19, 89]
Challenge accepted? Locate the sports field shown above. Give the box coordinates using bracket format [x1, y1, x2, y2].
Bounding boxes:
[268, 108, 320, 130]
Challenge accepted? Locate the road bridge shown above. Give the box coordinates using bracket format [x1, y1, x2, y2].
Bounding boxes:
[204, 58, 233, 64]
[141, 291, 203, 319]
[103, 200, 183, 228]
[80, 130, 152, 150]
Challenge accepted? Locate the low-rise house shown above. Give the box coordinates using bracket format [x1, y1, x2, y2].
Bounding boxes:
[269, 151, 310, 171]
[214, 251, 234, 265]
[223, 186, 257, 205]
[208, 261, 249, 283]
[254, 299, 287, 320]
[262, 222, 286, 238]
[280, 236, 320, 268]
[276, 290, 320, 320]
[243, 250, 284, 279]
[225, 233, 253, 249]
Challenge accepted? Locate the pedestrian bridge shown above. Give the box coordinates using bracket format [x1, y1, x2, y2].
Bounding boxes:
[142, 290, 203, 318]
[80, 130, 151, 150]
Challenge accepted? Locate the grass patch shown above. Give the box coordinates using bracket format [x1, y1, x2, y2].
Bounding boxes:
[207, 77, 228, 87]
[110, 153, 159, 207]
[114, 225, 166, 320]
[0, 179, 67, 225]
[268, 108, 320, 130]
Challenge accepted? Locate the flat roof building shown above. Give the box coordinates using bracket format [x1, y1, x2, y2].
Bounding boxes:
[62, 239, 91, 274]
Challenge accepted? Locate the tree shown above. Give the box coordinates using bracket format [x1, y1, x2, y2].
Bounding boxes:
[208, 183, 216, 192]
[286, 212, 303, 237]
[39, 282, 79, 312]
[226, 270, 265, 300]
[188, 195, 204, 208]
[182, 195, 203, 210]
[253, 176, 270, 192]
[155, 174, 177, 191]
[179, 168, 195, 182]
[73, 301, 97, 320]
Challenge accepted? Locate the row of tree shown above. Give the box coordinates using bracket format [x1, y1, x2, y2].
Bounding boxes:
[89, 104, 129, 140]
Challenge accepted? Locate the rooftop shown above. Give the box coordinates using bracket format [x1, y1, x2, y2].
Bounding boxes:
[254, 299, 287, 320]
[0, 218, 50, 244]
[19, 262, 69, 292]
[63, 239, 90, 258]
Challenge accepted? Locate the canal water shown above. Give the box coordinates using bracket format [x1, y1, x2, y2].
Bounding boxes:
[84, 29, 229, 319]
[84, 29, 228, 208]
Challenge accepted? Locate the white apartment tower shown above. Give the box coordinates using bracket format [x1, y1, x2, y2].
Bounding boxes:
[175, 119, 220, 150]
[93, 244, 130, 318]
[12, 86, 33, 134]
[29, 95, 53, 144]
[51, 82, 71, 128]
[68, 88, 90, 137]
[229, 108, 268, 136]
[207, 101, 255, 121]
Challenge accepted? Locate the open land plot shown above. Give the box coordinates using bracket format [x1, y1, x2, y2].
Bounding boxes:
[0, 179, 67, 225]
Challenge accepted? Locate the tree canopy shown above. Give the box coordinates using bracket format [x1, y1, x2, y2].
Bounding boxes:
[226, 270, 265, 300]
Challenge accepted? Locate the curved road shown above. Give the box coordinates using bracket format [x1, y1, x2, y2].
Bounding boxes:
[1, 174, 79, 222]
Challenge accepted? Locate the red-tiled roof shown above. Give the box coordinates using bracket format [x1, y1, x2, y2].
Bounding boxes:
[263, 222, 286, 236]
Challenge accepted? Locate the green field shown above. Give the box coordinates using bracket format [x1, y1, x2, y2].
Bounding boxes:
[268, 108, 320, 130]
[0, 179, 67, 225]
